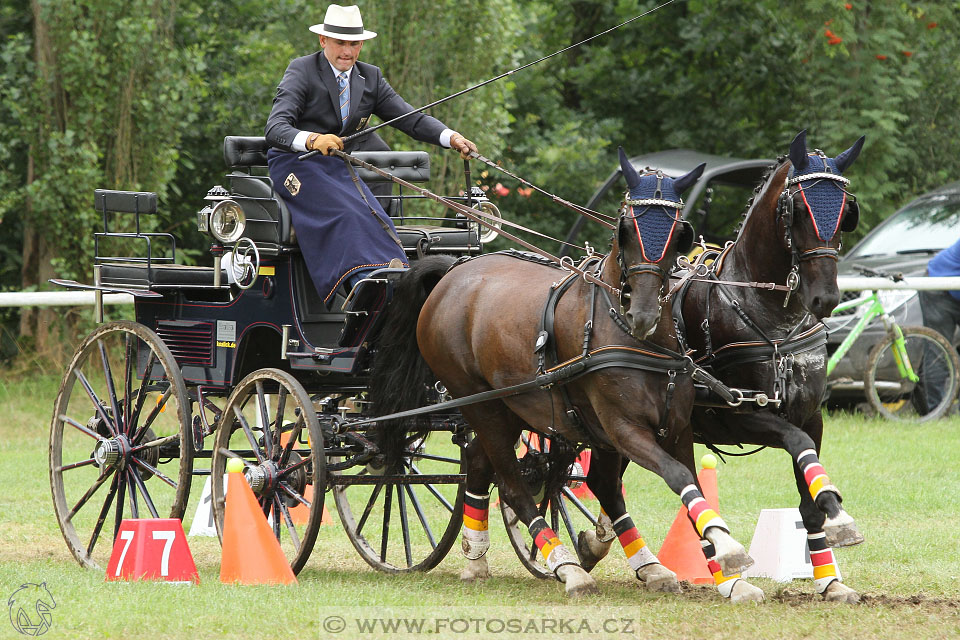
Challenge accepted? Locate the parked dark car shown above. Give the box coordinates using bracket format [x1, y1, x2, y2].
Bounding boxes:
[562, 149, 774, 252]
[825, 180, 960, 398]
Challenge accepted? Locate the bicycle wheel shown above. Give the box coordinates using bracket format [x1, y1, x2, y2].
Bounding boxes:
[864, 326, 960, 422]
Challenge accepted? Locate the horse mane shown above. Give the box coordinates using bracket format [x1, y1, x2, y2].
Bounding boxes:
[734, 155, 789, 237]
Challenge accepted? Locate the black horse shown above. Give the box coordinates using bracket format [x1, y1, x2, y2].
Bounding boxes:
[672, 131, 865, 602]
[371, 150, 759, 596]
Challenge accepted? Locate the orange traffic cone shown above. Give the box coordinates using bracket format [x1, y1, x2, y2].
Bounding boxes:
[279, 431, 333, 527]
[656, 455, 720, 584]
[288, 485, 334, 526]
[220, 470, 297, 585]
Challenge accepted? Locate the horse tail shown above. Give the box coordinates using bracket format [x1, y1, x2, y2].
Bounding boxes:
[369, 255, 457, 467]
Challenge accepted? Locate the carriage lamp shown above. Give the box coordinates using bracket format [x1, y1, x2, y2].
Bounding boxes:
[209, 199, 247, 243]
[197, 204, 212, 233]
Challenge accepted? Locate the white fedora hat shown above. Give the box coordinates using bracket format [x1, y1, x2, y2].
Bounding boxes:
[309, 4, 377, 40]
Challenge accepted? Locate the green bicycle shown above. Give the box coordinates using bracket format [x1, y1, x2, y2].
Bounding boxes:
[827, 268, 960, 422]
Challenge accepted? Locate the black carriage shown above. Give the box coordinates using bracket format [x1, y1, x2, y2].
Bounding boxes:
[49, 136, 503, 574]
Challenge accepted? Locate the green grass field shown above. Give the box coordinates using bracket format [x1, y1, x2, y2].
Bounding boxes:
[1, 371, 959, 639]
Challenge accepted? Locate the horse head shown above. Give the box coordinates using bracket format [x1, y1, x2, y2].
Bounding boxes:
[615, 147, 703, 339]
[778, 130, 864, 318]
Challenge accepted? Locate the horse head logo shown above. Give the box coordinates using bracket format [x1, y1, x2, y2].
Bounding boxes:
[7, 582, 56, 636]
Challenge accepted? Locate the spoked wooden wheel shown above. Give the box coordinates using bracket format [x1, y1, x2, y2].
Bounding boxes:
[332, 425, 466, 573]
[210, 368, 325, 575]
[500, 435, 599, 580]
[50, 321, 192, 569]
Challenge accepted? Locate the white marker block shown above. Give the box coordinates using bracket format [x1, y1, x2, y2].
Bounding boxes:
[742, 508, 815, 582]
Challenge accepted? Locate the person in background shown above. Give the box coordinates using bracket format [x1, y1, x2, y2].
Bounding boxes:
[917, 236, 960, 413]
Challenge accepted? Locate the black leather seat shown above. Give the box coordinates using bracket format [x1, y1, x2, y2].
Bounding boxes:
[100, 263, 227, 288]
[221, 136, 477, 256]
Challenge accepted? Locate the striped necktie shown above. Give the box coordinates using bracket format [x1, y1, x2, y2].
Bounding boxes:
[337, 72, 349, 130]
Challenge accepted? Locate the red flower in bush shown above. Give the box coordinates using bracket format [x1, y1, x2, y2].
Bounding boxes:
[927, 22, 938, 29]
[845, 3, 852, 9]
[824, 28, 836, 38]
[902, 50, 913, 57]
[494, 183, 510, 197]
[828, 36, 843, 45]
[876, 54, 887, 60]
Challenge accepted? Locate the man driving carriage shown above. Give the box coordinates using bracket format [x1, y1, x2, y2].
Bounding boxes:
[264, 3, 479, 305]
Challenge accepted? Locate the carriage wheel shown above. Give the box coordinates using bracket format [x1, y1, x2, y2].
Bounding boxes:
[50, 320, 192, 569]
[332, 426, 466, 573]
[864, 326, 960, 422]
[500, 435, 599, 580]
[210, 368, 326, 575]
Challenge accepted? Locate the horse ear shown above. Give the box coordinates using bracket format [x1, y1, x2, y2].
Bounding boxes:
[619, 146, 641, 190]
[673, 162, 706, 195]
[789, 130, 809, 172]
[835, 135, 866, 173]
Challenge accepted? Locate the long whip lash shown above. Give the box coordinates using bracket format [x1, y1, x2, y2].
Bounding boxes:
[301, 0, 676, 159]
[330, 149, 619, 296]
[467, 151, 615, 228]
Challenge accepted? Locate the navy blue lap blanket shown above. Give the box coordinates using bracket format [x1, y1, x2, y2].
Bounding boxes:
[267, 150, 408, 304]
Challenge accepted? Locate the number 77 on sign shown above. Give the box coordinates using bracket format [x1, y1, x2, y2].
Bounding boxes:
[105, 519, 200, 584]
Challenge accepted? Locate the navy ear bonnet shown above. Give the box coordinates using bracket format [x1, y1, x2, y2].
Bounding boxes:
[619, 147, 702, 262]
[787, 131, 863, 242]
[788, 154, 849, 242]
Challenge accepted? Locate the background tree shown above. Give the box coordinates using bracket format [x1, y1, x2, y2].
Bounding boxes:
[0, 0, 957, 362]
[0, 0, 203, 357]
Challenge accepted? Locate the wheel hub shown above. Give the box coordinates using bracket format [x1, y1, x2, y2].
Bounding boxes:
[244, 460, 279, 496]
[93, 435, 131, 470]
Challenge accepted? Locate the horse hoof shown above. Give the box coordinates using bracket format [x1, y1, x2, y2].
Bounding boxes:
[728, 580, 764, 603]
[636, 563, 681, 594]
[459, 558, 490, 582]
[716, 548, 754, 576]
[823, 580, 860, 604]
[577, 530, 612, 573]
[557, 565, 599, 597]
[823, 511, 864, 547]
[704, 528, 755, 575]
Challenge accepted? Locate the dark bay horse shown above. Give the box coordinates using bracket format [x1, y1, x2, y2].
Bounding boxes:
[673, 131, 866, 603]
[372, 151, 757, 596]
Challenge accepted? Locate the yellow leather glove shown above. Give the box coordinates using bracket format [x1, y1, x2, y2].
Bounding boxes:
[306, 132, 344, 155]
[449, 132, 478, 159]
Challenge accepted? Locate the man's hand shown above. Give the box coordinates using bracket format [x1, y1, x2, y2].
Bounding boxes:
[306, 132, 344, 155]
[449, 132, 478, 159]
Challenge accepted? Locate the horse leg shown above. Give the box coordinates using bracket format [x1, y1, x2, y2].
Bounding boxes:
[609, 426, 755, 580]
[581, 449, 680, 593]
[794, 416, 860, 603]
[462, 404, 598, 596]
[460, 438, 494, 582]
[796, 415, 863, 549]
[576, 450, 619, 572]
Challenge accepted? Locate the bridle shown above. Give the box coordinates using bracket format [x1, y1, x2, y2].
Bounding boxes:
[777, 151, 857, 306]
[615, 169, 691, 317]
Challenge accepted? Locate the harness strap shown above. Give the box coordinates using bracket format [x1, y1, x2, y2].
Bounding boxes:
[346, 344, 690, 429]
[536, 267, 598, 445]
[698, 324, 827, 372]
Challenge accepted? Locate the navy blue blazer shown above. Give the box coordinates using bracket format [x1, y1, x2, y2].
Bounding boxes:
[265, 53, 447, 152]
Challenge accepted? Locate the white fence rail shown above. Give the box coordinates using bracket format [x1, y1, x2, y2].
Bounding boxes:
[1, 276, 959, 308]
[0, 291, 134, 308]
[836, 276, 960, 291]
